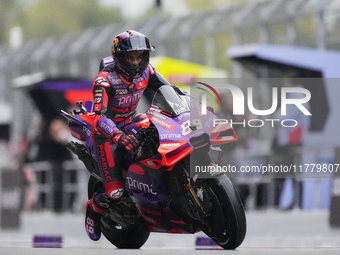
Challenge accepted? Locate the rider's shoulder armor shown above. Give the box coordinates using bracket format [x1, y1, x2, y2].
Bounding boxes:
[148, 64, 156, 75]
[99, 56, 115, 72]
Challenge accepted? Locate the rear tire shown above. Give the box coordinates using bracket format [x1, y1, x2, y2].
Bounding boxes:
[101, 218, 150, 249]
[87, 175, 150, 249]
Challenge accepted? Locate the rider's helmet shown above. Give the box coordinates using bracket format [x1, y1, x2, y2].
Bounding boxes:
[112, 30, 155, 79]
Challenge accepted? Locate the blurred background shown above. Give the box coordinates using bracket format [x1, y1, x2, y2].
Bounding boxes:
[1, 0, 340, 249]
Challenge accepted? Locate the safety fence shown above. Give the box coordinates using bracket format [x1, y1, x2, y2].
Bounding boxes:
[2, 0, 340, 102]
[24, 160, 89, 213]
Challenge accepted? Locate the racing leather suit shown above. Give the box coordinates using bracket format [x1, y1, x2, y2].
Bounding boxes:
[92, 56, 171, 200]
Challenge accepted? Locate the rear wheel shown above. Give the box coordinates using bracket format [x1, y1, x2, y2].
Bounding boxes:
[101, 217, 150, 249]
[87, 175, 150, 249]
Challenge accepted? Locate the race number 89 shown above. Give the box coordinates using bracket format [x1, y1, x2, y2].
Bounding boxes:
[86, 217, 95, 234]
[181, 119, 203, 136]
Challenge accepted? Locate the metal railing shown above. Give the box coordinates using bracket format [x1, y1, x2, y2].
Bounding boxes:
[25, 160, 88, 212]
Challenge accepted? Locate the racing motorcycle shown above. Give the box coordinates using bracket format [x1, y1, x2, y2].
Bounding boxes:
[61, 85, 246, 250]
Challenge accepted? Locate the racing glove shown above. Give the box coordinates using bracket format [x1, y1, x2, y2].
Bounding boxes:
[92, 115, 138, 151]
[112, 131, 138, 152]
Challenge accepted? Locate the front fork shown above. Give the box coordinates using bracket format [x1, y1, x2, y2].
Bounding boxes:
[180, 160, 213, 221]
[186, 182, 202, 208]
[182, 146, 223, 223]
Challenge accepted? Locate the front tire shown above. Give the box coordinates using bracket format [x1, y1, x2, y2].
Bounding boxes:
[203, 174, 247, 249]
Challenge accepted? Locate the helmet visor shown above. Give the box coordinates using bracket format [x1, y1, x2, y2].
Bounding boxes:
[125, 36, 149, 51]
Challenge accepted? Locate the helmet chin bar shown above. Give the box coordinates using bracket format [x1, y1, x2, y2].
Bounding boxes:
[116, 62, 143, 79]
[116, 64, 130, 78]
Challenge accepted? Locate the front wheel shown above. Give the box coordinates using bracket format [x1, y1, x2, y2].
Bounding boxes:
[199, 174, 247, 249]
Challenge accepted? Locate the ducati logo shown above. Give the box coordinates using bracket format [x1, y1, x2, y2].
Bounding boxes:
[94, 104, 101, 111]
[136, 81, 147, 90]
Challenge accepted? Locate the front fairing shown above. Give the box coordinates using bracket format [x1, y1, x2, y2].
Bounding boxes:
[148, 85, 235, 148]
[146, 86, 192, 166]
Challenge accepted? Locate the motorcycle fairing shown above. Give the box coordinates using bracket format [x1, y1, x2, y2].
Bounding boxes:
[146, 108, 192, 167]
[188, 96, 238, 145]
[61, 109, 94, 148]
[126, 162, 197, 234]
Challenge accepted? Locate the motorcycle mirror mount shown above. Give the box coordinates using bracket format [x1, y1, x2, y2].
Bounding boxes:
[76, 101, 88, 114]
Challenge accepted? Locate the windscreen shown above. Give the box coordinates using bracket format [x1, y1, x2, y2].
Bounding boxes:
[151, 85, 190, 117]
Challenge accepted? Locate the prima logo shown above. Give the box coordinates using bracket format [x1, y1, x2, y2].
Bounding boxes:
[160, 133, 181, 140]
[83, 126, 91, 137]
[100, 122, 113, 135]
[118, 91, 143, 106]
[126, 177, 156, 195]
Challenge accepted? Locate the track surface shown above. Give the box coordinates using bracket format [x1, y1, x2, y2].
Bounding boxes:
[0, 210, 340, 254]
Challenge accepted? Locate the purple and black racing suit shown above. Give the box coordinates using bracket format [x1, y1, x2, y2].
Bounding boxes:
[91, 56, 170, 200]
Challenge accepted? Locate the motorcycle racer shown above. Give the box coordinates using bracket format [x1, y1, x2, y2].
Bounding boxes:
[85, 30, 188, 241]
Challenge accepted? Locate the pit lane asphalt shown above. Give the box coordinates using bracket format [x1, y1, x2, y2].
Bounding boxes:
[0, 210, 339, 255]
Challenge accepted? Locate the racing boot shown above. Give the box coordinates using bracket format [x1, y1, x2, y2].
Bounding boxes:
[85, 192, 112, 241]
